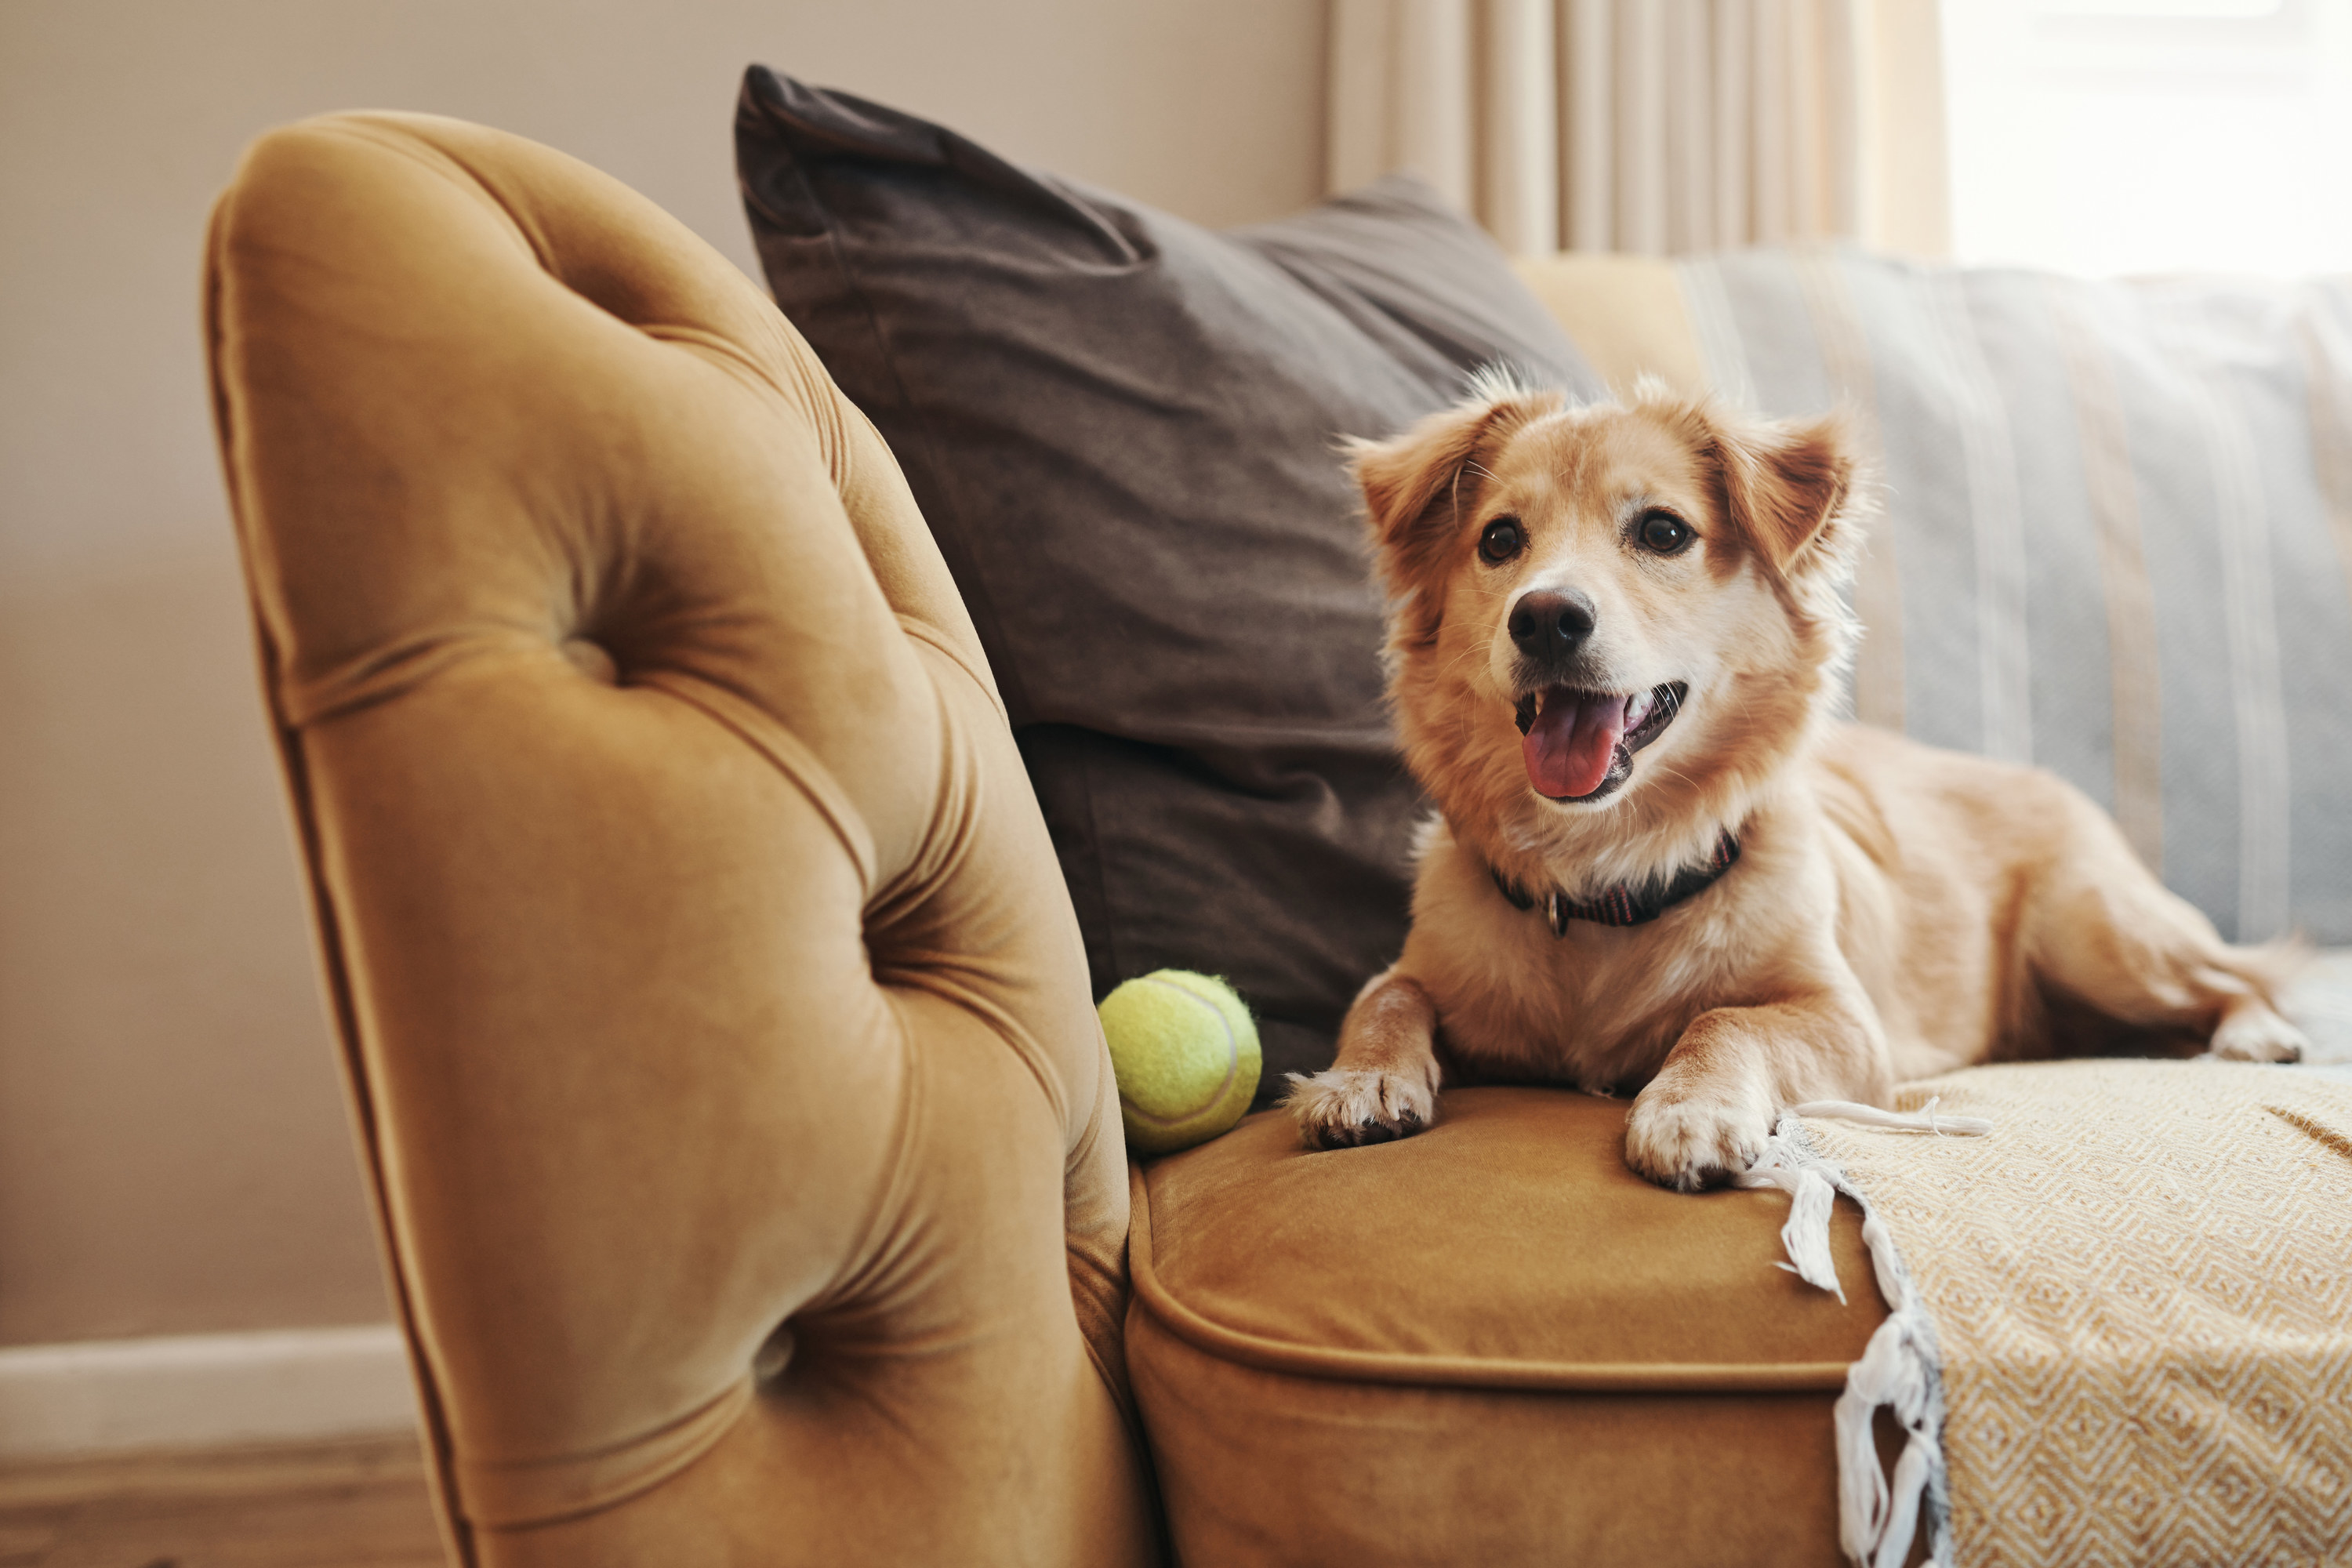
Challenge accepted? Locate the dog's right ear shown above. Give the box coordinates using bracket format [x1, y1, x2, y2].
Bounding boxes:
[1347, 379, 1561, 644]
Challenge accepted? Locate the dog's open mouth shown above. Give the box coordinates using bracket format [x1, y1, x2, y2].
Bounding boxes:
[1512, 681, 1686, 801]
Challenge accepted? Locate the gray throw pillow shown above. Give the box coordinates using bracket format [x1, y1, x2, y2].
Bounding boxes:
[735, 68, 1597, 1094]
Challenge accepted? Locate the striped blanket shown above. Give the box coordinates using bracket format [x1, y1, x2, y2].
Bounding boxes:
[1517, 250, 2352, 942]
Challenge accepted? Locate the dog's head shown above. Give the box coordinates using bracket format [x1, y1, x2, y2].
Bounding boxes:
[1352, 374, 1864, 875]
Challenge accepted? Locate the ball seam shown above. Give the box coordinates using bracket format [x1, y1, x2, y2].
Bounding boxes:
[1116, 975, 1240, 1127]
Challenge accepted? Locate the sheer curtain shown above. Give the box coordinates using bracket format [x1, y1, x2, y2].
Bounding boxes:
[1327, 0, 1951, 257]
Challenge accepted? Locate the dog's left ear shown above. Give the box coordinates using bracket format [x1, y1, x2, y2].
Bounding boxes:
[1684, 403, 1857, 582]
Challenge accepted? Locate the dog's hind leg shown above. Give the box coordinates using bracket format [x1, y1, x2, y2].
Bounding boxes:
[2022, 790, 2306, 1063]
[1285, 969, 1442, 1149]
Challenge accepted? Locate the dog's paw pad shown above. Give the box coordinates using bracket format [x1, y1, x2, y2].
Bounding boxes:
[1623, 1092, 1773, 1191]
[1285, 1069, 1435, 1150]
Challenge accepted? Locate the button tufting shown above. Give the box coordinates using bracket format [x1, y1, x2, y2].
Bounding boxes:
[561, 637, 619, 684]
[753, 1323, 794, 1382]
[208, 111, 1153, 1563]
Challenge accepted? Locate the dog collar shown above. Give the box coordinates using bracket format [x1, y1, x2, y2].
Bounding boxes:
[1490, 829, 1742, 934]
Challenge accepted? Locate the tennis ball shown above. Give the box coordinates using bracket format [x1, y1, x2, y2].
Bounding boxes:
[1099, 970, 1261, 1156]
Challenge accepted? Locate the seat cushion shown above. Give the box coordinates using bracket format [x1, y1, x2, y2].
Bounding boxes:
[1126, 1087, 1894, 1566]
[735, 71, 1599, 1090]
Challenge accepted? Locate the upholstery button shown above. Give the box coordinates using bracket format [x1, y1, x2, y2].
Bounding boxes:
[561, 637, 619, 684]
[753, 1323, 794, 1382]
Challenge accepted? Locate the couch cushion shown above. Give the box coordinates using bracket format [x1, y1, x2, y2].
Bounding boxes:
[735, 71, 1596, 1088]
[1515, 249, 2352, 945]
[1126, 1087, 1893, 1565]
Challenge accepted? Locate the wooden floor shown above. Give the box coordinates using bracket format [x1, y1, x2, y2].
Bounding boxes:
[0, 1435, 444, 1568]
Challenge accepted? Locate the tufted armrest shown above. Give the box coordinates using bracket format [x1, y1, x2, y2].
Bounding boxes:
[205, 112, 1156, 1566]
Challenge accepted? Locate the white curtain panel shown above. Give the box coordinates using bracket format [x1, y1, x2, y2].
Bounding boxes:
[1328, 0, 1950, 257]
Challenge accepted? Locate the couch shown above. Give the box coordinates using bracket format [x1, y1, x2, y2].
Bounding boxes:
[205, 108, 2352, 1568]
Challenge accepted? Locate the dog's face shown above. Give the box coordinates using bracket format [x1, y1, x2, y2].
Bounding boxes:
[1353, 379, 1860, 867]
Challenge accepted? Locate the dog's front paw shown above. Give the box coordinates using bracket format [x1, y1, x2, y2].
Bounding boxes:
[1285, 1067, 1436, 1150]
[2208, 1000, 2307, 1063]
[1624, 1083, 1775, 1192]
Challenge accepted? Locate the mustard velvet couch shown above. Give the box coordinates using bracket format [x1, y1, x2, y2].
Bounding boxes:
[208, 114, 1908, 1567]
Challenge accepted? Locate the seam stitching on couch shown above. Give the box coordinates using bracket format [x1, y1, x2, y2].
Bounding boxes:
[1127, 1164, 1853, 1395]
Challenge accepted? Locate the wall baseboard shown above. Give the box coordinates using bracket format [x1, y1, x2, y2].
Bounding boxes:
[0, 1323, 416, 1460]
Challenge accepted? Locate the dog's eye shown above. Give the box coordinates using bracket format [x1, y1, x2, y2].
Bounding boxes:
[1635, 510, 1692, 554]
[1479, 517, 1526, 564]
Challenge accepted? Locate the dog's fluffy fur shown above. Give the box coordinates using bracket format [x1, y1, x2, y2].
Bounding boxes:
[1286, 376, 2306, 1190]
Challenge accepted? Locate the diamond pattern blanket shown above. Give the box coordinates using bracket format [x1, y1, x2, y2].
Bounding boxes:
[1802, 1061, 2352, 1566]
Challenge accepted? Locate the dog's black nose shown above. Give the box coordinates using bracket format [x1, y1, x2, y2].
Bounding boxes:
[1508, 590, 1596, 662]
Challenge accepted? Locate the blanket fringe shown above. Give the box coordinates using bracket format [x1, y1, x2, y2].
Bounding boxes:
[1791, 1096, 1992, 1138]
[1736, 1112, 1960, 1568]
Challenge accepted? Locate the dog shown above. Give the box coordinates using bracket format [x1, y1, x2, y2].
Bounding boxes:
[1284, 374, 2307, 1191]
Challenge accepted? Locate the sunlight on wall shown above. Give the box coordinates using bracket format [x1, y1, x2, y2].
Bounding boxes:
[1942, 0, 2352, 276]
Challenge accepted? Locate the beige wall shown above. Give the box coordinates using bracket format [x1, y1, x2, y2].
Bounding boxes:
[0, 0, 1326, 1347]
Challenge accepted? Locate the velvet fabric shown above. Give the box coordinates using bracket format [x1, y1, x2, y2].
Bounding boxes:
[205, 111, 1156, 1566]
[1127, 1089, 1889, 1565]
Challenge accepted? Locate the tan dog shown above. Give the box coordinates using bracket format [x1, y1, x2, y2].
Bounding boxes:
[1285, 376, 2306, 1190]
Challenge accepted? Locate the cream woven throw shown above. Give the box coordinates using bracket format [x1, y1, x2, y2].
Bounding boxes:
[1788, 1061, 2352, 1567]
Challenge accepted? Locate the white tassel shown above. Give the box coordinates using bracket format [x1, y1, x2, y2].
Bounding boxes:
[1740, 1112, 1964, 1568]
[1834, 1324, 1901, 1559]
[1876, 1414, 1937, 1568]
[1857, 1209, 1907, 1316]
[1791, 1095, 1992, 1137]
[1733, 1143, 1846, 1301]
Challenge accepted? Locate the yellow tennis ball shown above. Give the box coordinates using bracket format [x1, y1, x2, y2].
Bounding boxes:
[1099, 970, 1262, 1156]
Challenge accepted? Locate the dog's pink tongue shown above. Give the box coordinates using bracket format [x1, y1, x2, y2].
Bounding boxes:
[1523, 691, 1630, 799]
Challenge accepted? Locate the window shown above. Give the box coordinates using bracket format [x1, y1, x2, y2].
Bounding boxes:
[1941, 0, 2352, 274]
